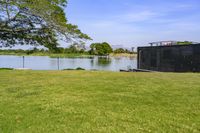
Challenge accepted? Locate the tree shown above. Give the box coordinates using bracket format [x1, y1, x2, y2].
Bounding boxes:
[90, 42, 113, 55]
[64, 42, 86, 54]
[177, 41, 193, 45]
[0, 0, 91, 49]
[67, 44, 79, 53]
[72, 42, 86, 52]
[114, 48, 125, 54]
[50, 47, 65, 53]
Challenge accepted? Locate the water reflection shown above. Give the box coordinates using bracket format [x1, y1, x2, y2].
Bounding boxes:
[97, 57, 112, 66]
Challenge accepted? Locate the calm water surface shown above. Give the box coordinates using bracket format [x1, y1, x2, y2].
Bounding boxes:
[0, 55, 137, 71]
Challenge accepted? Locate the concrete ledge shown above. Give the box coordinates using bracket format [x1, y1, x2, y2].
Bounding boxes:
[120, 69, 157, 72]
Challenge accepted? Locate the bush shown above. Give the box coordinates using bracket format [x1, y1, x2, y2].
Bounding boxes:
[63, 67, 85, 71]
[76, 67, 85, 70]
[114, 48, 125, 54]
[177, 41, 193, 45]
[0, 68, 14, 70]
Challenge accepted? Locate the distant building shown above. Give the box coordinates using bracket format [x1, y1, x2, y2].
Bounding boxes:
[149, 41, 177, 46]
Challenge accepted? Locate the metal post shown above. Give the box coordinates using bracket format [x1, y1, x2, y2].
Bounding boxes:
[138, 50, 142, 69]
[23, 56, 25, 68]
[57, 57, 59, 70]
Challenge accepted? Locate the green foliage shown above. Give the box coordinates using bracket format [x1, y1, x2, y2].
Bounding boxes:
[76, 67, 85, 70]
[66, 43, 85, 53]
[113, 48, 135, 54]
[0, 0, 91, 49]
[0, 68, 13, 70]
[0, 42, 87, 54]
[49, 53, 92, 58]
[63, 67, 85, 70]
[49, 47, 65, 54]
[90, 42, 113, 55]
[26, 47, 42, 55]
[66, 45, 78, 53]
[0, 48, 92, 58]
[0, 48, 48, 55]
[177, 41, 193, 45]
[114, 48, 126, 54]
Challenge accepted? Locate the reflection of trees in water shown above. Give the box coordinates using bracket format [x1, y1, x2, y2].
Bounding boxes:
[129, 56, 137, 60]
[90, 58, 95, 67]
[97, 57, 112, 66]
[113, 57, 122, 60]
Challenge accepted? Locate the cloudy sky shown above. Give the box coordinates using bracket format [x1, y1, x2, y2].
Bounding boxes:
[66, 0, 200, 47]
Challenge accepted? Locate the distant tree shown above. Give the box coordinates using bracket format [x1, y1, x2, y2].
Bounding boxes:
[90, 43, 97, 55]
[177, 41, 193, 45]
[64, 42, 86, 53]
[32, 47, 39, 53]
[68, 44, 78, 53]
[73, 42, 86, 52]
[40, 48, 46, 53]
[114, 48, 125, 54]
[90, 42, 113, 55]
[113, 48, 134, 54]
[0, 0, 91, 49]
[125, 49, 130, 53]
[48, 47, 65, 53]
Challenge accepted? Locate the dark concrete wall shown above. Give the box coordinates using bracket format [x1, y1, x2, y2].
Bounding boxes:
[138, 44, 200, 72]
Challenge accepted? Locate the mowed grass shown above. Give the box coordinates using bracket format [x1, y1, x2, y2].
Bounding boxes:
[0, 70, 200, 133]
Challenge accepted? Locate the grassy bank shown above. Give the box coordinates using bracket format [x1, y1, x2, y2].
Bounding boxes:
[0, 51, 136, 58]
[0, 52, 94, 58]
[110, 53, 137, 58]
[0, 70, 200, 132]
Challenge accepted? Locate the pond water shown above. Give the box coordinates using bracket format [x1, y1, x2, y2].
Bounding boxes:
[0, 55, 137, 71]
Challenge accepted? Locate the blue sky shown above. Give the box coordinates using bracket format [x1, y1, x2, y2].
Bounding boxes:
[66, 0, 200, 47]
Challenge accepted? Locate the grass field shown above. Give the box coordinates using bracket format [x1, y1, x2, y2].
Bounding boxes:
[0, 70, 200, 133]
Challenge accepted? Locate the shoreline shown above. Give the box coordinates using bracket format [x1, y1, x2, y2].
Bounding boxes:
[110, 53, 137, 58]
[0, 53, 137, 58]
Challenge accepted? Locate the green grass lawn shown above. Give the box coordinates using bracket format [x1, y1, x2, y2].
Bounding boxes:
[0, 70, 200, 133]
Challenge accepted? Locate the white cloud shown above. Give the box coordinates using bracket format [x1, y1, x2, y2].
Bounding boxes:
[118, 10, 161, 22]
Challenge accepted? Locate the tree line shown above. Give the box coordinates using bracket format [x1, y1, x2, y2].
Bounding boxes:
[0, 42, 135, 56]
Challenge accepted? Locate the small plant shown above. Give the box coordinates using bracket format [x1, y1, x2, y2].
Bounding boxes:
[76, 67, 85, 70]
[0, 68, 14, 70]
[63, 68, 74, 70]
[62, 67, 85, 71]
